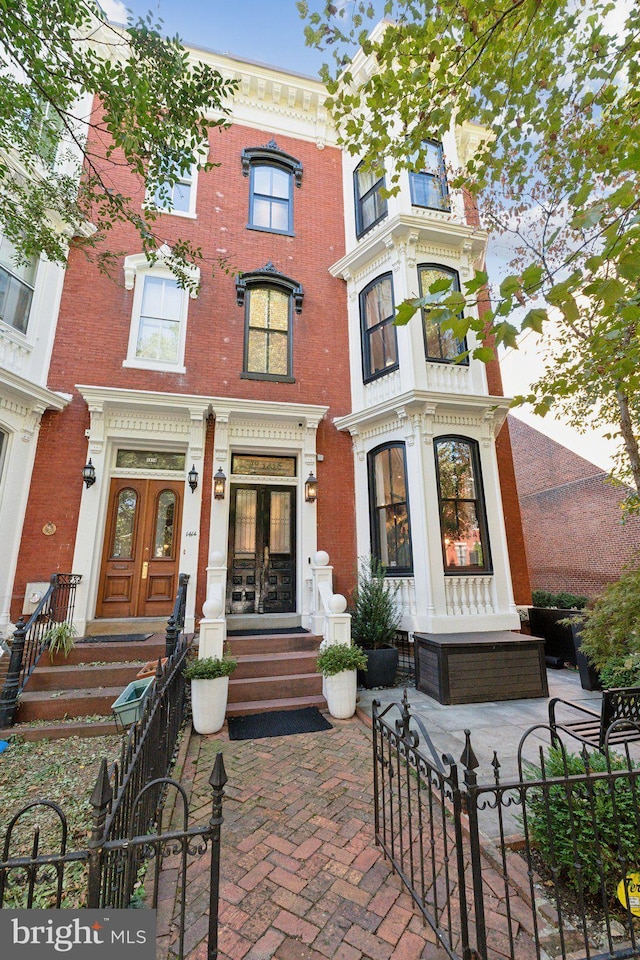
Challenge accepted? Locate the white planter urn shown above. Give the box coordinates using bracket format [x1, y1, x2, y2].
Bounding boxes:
[325, 669, 357, 720]
[190, 676, 229, 734]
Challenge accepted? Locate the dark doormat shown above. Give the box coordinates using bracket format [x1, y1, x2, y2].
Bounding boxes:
[228, 706, 332, 741]
[227, 627, 310, 637]
[80, 634, 153, 643]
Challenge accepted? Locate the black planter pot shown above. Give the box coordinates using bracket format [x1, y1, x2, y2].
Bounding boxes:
[571, 622, 602, 691]
[358, 646, 399, 689]
[528, 607, 579, 665]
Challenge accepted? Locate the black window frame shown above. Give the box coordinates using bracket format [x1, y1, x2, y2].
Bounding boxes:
[368, 442, 413, 576]
[236, 263, 303, 384]
[418, 263, 468, 364]
[409, 139, 450, 212]
[241, 143, 302, 237]
[354, 160, 388, 238]
[360, 273, 399, 383]
[434, 435, 492, 575]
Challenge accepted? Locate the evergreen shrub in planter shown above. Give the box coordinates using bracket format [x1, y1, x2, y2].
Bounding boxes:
[351, 557, 401, 689]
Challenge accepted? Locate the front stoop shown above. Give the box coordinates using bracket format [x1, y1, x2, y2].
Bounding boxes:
[224, 631, 327, 717]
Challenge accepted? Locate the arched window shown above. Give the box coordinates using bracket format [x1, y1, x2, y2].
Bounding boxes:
[435, 437, 491, 573]
[354, 160, 387, 238]
[368, 443, 413, 574]
[236, 263, 303, 382]
[418, 264, 467, 363]
[242, 142, 302, 236]
[360, 274, 398, 382]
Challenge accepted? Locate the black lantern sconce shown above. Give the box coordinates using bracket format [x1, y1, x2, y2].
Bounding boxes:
[188, 464, 199, 493]
[82, 458, 96, 488]
[305, 471, 318, 503]
[213, 467, 227, 500]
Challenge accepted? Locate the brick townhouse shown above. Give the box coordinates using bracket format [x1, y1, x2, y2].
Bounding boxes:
[3, 28, 530, 646]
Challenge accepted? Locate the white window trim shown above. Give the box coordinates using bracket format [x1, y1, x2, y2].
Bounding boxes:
[123, 249, 199, 374]
[144, 163, 199, 219]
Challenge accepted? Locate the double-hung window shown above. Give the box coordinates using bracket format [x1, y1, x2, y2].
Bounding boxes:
[419, 264, 467, 363]
[354, 161, 387, 237]
[236, 264, 303, 382]
[0, 234, 37, 335]
[435, 437, 491, 573]
[360, 274, 398, 382]
[242, 143, 302, 236]
[150, 156, 197, 216]
[368, 443, 413, 573]
[409, 140, 449, 211]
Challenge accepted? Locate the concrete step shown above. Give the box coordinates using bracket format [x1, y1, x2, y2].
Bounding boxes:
[24, 661, 149, 692]
[224, 632, 322, 657]
[226, 694, 328, 718]
[84, 618, 168, 637]
[53, 638, 166, 665]
[0, 720, 117, 742]
[228, 672, 323, 704]
[17, 686, 126, 722]
[233, 650, 319, 680]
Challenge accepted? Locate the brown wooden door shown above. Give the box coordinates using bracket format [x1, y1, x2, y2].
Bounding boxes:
[97, 478, 183, 619]
[226, 485, 295, 615]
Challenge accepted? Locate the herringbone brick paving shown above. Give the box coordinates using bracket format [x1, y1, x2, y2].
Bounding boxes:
[156, 717, 540, 960]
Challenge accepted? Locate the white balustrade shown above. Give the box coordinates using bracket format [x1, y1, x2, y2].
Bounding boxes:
[424, 361, 472, 394]
[0, 326, 31, 376]
[386, 577, 417, 616]
[363, 368, 401, 407]
[444, 576, 495, 617]
[311, 551, 351, 647]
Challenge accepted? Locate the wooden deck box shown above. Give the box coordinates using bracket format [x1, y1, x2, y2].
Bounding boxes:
[414, 631, 548, 705]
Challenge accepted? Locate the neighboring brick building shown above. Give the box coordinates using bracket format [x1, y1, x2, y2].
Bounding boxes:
[509, 415, 640, 597]
[5, 27, 530, 640]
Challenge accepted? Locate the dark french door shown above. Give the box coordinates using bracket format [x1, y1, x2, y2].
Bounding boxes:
[226, 485, 296, 615]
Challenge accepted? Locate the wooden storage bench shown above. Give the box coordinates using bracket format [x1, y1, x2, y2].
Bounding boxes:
[414, 631, 548, 705]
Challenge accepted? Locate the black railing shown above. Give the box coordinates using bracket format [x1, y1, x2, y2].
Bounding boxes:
[0, 573, 81, 727]
[165, 572, 190, 658]
[373, 691, 640, 960]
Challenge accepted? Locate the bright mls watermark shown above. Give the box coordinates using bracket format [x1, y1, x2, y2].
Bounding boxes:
[1, 910, 156, 957]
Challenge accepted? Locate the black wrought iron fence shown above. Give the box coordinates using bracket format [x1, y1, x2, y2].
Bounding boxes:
[0, 573, 81, 727]
[165, 573, 190, 658]
[373, 691, 640, 960]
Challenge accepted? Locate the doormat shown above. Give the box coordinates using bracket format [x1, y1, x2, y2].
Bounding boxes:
[228, 706, 332, 741]
[227, 627, 310, 637]
[80, 634, 153, 643]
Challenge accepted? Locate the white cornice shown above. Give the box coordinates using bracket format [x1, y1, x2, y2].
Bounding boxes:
[334, 389, 510, 435]
[330, 214, 488, 279]
[0, 369, 70, 412]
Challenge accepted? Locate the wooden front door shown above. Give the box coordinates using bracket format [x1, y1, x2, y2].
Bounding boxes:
[227, 485, 296, 615]
[97, 478, 183, 619]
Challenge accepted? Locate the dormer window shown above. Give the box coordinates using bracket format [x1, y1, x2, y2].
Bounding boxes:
[242, 142, 302, 236]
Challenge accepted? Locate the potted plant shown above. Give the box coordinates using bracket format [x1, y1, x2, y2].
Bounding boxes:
[578, 561, 640, 690]
[528, 590, 588, 666]
[350, 557, 402, 689]
[317, 643, 367, 719]
[184, 655, 237, 734]
[44, 621, 78, 663]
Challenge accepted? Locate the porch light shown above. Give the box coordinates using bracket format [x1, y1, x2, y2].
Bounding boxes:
[188, 464, 199, 493]
[305, 471, 318, 503]
[213, 467, 227, 500]
[82, 459, 96, 488]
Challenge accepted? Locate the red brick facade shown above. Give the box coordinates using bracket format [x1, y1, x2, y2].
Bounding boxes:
[509, 416, 640, 597]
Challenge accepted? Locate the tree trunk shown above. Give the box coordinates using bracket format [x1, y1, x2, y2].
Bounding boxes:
[616, 388, 640, 493]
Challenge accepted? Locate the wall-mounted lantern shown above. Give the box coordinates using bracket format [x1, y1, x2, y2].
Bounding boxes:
[305, 472, 318, 503]
[82, 459, 96, 488]
[213, 467, 227, 500]
[188, 464, 199, 493]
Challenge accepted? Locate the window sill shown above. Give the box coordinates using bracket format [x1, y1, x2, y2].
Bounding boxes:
[411, 203, 451, 214]
[363, 363, 399, 384]
[142, 203, 197, 220]
[122, 359, 186, 374]
[241, 371, 295, 384]
[444, 569, 493, 577]
[245, 224, 295, 238]
[425, 356, 469, 367]
[355, 212, 388, 240]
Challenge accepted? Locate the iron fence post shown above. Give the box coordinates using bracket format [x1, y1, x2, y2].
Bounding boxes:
[208, 752, 227, 960]
[372, 699, 381, 842]
[165, 615, 178, 659]
[87, 759, 113, 908]
[0, 618, 27, 727]
[461, 730, 487, 960]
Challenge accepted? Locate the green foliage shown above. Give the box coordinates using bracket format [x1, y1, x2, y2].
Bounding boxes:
[44, 621, 78, 662]
[183, 655, 237, 680]
[579, 562, 640, 670]
[0, 1, 236, 279]
[301, 0, 640, 498]
[531, 590, 588, 610]
[599, 654, 640, 690]
[350, 556, 401, 650]
[316, 642, 367, 677]
[525, 747, 639, 898]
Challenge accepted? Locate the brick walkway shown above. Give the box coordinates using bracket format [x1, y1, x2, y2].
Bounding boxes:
[155, 716, 544, 960]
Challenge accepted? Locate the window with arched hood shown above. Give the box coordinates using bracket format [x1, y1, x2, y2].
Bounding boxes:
[368, 443, 413, 574]
[242, 142, 302, 236]
[435, 437, 491, 573]
[236, 264, 303, 382]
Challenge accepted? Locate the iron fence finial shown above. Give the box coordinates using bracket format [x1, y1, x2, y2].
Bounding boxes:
[210, 752, 228, 792]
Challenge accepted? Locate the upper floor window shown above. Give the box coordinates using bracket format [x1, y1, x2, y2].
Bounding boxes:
[25, 99, 64, 167]
[418, 264, 467, 363]
[242, 142, 302, 236]
[360, 274, 398, 382]
[354, 161, 387, 238]
[0, 234, 37, 335]
[123, 249, 199, 373]
[152, 158, 196, 216]
[410, 140, 449, 211]
[435, 437, 491, 574]
[368, 443, 413, 574]
[236, 263, 303, 382]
